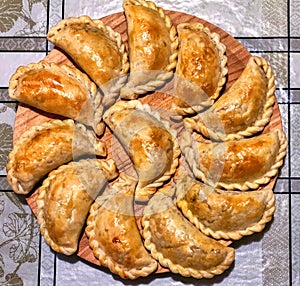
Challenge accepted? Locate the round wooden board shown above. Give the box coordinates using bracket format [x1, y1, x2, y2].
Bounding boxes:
[15, 10, 282, 276]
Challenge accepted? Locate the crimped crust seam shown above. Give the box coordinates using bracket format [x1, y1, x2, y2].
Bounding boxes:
[141, 215, 235, 279]
[47, 15, 129, 106]
[120, 0, 178, 99]
[177, 189, 276, 240]
[6, 119, 106, 194]
[185, 56, 276, 141]
[9, 60, 105, 135]
[172, 22, 228, 119]
[36, 159, 118, 255]
[181, 129, 287, 191]
[103, 100, 180, 200]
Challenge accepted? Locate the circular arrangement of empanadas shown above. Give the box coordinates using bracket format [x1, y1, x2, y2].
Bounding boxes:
[6, 0, 288, 282]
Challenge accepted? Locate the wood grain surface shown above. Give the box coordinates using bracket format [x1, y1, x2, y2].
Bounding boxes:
[15, 11, 282, 275]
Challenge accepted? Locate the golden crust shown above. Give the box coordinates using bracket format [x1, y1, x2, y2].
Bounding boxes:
[176, 175, 276, 240]
[184, 56, 276, 141]
[47, 15, 129, 106]
[103, 100, 180, 200]
[9, 60, 105, 135]
[6, 4, 288, 281]
[6, 119, 106, 195]
[36, 159, 118, 255]
[172, 22, 227, 119]
[142, 190, 235, 279]
[120, 0, 178, 99]
[180, 129, 287, 191]
[85, 173, 158, 279]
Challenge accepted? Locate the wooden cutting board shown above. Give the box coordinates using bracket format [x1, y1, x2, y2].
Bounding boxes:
[14, 10, 282, 275]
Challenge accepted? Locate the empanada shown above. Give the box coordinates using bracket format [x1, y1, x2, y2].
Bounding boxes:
[103, 100, 180, 199]
[176, 174, 276, 240]
[172, 22, 227, 118]
[120, 0, 178, 99]
[86, 173, 158, 279]
[185, 56, 276, 141]
[47, 16, 129, 105]
[9, 61, 105, 135]
[142, 189, 235, 279]
[180, 129, 287, 191]
[6, 119, 106, 194]
[36, 158, 118, 255]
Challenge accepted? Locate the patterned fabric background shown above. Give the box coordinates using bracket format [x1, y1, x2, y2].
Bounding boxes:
[0, 0, 299, 285]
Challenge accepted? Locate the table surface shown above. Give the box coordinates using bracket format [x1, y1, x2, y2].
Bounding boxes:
[0, 0, 299, 285]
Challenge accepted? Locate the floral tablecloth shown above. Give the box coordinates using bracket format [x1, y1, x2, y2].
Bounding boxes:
[0, 0, 299, 285]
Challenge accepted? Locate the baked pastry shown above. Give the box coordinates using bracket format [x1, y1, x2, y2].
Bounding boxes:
[103, 100, 180, 199]
[36, 158, 118, 255]
[172, 22, 227, 119]
[120, 0, 178, 99]
[47, 16, 129, 105]
[9, 61, 105, 135]
[184, 56, 276, 141]
[86, 173, 158, 279]
[180, 129, 288, 191]
[6, 119, 106, 195]
[142, 189, 235, 279]
[6, 2, 287, 281]
[176, 174, 276, 240]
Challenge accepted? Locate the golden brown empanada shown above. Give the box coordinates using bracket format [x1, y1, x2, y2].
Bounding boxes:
[36, 158, 118, 255]
[9, 61, 105, 135]
[47, 16, 129, 105]
[142, 189, 235, 279]
[172, 22, 227, 118]
[120, 0, 178, 99]
[185, 56, 276, 141]
[103, 100, 180, 199]
[86, 173, 158, 279]
[180, 129, 287, 191]
[176, 174, 276, 240]
[6, 119, 106, 195]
